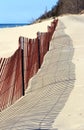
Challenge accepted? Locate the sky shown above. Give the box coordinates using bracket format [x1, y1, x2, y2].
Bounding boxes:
[0, 0, 58, 23]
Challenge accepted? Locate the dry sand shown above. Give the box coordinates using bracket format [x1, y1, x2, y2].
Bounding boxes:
[0, 14, 84, 130]
[52, 14, 84, 130]
[0, 18, 53, 58]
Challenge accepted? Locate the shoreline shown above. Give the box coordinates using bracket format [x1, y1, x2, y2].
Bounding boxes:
[0, 23, 29, 29]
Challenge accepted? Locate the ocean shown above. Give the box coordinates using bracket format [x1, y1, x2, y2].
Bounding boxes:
[0, 23, 28, 29]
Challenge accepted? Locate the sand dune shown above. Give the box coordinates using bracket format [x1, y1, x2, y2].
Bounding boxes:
[0, 18, 52, 57]
[0, 14, 84, 130]
[53, 14, 84, 130]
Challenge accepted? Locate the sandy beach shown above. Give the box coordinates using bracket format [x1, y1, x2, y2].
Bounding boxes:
[0, 18, 53, 58]
[0, 14, 84, 130]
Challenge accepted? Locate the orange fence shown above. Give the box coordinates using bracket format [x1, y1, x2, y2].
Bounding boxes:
[0, 19, 58, 111]
[0, 48, 22, 111]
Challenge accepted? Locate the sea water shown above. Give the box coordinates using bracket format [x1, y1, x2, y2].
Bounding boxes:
[0, 23, 28, 29]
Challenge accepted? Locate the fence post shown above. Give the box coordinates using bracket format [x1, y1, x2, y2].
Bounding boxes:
[37, 32, 41, 68]
[20, 37, 25, 96]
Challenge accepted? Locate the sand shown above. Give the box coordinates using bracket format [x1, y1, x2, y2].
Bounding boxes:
[52, 14, 84, 130]
[0, 14, 84, 130]
[0, 18, 53, 58]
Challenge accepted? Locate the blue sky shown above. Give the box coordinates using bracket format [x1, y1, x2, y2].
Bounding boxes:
[0, 0, 58, 23]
